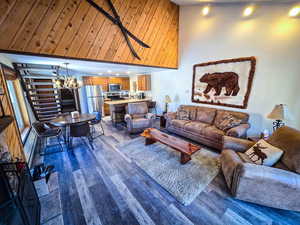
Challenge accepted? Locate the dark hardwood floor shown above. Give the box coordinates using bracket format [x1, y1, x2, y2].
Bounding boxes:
[34, 118, 300, 225]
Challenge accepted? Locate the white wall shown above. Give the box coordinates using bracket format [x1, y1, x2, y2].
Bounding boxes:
[152, 3, 300, 135]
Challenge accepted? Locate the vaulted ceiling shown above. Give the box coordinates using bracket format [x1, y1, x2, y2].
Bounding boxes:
[0, 0, 179, 69]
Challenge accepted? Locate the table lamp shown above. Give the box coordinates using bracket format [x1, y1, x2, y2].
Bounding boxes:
[164, 95, 172, 113]
[267, 104, 293, 130]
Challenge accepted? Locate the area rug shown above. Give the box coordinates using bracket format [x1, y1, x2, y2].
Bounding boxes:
[117, 137, 220, 205]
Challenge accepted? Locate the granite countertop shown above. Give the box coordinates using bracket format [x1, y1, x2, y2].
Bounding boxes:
[104, 98, 152, 105]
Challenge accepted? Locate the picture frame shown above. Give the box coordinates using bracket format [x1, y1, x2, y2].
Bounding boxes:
[191, 57, 256, 109]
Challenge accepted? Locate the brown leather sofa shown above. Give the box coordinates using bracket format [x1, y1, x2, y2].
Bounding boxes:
[165, 105, 250, 150]
[221, 126, 300, 212]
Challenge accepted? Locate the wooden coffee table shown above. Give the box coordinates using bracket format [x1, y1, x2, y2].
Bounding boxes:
[141, 128, 201, 164]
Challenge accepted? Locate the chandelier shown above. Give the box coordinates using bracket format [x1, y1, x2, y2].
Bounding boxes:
[55, 63, 82, 89]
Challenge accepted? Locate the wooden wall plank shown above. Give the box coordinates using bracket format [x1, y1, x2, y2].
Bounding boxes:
[0, 0, 179, 69]
[9, 0, 54, 51]
[40, 0, 81, 54]
[0, 0, 17, 27]
[54, 0, 90, 55]
[0, 0, 35, 48]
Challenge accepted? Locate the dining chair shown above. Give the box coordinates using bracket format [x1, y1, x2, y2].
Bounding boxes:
[32, 122, 64, 156]
[89, 111, 104, 139]
[69, 122, 94, 150]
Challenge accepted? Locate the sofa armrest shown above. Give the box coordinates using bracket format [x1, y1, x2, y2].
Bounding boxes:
[220, 150, 244, 191]
[223, 136, 254, 152]
[164, 112, 177, 120]
[226, 124, 250, 138]
[146, 113, 156, 120]
[233, 163, 300, 211]
[124, 114, 132, 122]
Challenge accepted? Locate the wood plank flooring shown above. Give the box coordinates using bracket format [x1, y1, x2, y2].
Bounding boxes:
[34, 118, 300, 225]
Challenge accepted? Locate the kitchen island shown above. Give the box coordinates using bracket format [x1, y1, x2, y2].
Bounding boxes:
[104, 98, 152, 125]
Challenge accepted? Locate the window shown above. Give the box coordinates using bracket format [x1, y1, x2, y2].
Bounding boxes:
[7, 80, 30, 135]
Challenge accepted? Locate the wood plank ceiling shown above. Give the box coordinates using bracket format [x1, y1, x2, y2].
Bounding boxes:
[0, 0, 179, 69]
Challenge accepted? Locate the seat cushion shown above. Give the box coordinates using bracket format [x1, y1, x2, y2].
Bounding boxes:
[128, 102, 148, 114]
[132, 118, 150, 129]
[170, 119, 190, 129]
[195, 107, 216, 124]
[132, 114, 146, 119]
[184, 122, 209, 134]
[202, 126, 225, 142]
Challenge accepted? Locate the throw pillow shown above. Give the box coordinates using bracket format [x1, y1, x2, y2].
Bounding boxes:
[244, 139, 284, 166]
[215, 113, 242, 131]
[177, 110, 189, 120]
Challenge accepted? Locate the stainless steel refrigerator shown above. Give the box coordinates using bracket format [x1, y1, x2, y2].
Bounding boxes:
[85, 85, 104, 115]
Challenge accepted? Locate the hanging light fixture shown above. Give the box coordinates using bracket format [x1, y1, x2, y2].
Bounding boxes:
[55, 63, 82, 89]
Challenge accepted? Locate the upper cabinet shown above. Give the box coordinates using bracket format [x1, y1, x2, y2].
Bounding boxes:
[137, 75, 151, 91]
[83, 76, 130, 91]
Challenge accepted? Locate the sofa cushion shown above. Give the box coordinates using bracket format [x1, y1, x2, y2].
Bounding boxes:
[195, 107, 216, 124]
[215, 112, 242, 131]
[171, 119, 190, 129]
[244, 139, 283, 166]
[214, 110, 249, 127]
[177, 105, 197, 120]
[132, 114, 146, 119]
[128, 102, 148, 114]
[202, 126, 225, 142]
[267, 126, 300, 174]
[177, 110, 189, 120]
[132, 118, 150, 129]
[184, 122, 209, 134]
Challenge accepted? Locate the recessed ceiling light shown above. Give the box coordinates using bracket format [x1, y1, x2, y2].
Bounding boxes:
[243, 6, 254, 17]
[289, 6, 300, 17]
[107, 70, 112, 73]
[202, 6, 210, 16]
[126, 71, 130, 74]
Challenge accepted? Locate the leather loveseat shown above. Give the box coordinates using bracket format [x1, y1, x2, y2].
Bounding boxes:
[165, 105, 250, 151]
[221, 126, 300, 211]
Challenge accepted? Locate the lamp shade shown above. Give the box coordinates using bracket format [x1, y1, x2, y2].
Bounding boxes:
[164, 95, 172, 103]
[267, 104, 293, 121]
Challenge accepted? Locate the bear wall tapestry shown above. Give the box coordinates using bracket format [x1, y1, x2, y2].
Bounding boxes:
[192, 57, 256, 109]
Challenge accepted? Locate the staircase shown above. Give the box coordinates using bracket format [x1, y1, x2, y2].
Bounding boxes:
[14, 63, 63, 122]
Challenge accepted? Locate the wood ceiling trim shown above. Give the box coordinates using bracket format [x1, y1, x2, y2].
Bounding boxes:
[0, 0, 179, 69]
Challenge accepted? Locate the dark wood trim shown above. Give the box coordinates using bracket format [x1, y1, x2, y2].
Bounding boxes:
[0, 49, 178, 70]
[191, 56, 256, 109]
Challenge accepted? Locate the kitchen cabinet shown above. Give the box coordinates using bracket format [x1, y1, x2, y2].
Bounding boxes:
[83, 76, 130, 91]
[137, 75, 151, 91]
[83, 76, 109, 91]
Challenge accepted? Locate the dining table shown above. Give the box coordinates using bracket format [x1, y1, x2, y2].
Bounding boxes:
[50, 113, 96, 149]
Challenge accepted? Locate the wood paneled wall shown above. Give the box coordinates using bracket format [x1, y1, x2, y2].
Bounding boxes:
[0, 64, 25, 161]
[0, 0, 179, 68]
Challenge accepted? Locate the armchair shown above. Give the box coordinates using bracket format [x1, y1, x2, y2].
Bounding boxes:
[125, 102, 156, 133]
[221, 127, 300, 212]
